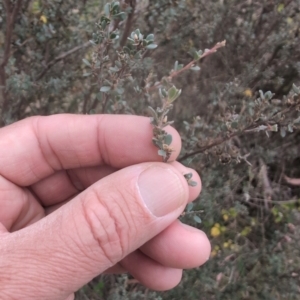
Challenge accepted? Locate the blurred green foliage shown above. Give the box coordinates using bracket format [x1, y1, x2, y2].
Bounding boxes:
[1, 0, 300, 299]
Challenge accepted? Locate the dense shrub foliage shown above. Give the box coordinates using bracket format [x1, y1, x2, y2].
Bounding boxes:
[1, 0, 300, 299]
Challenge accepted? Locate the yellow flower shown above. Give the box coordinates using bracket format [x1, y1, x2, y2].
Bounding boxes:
[210, 245, 220, 257]
[224, 239, 233, 248]
[286, 17, 293, 25]
[223, 214, 229, 221]
[277, 3, 284, 13]
[243, 88, 253, 97]
[211, 226, 221, 237]
[223, 242, 229, 248]
[40, 15, 47, 24]
[31, 1, 41, 14]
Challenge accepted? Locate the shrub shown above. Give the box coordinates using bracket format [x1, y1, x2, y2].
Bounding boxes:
[1, 1, 300, 299]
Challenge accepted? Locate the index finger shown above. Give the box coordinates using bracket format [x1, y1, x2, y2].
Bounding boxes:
[0, 114, 181, 186]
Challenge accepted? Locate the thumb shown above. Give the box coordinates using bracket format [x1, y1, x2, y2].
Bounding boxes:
[0, 162, 189, 299]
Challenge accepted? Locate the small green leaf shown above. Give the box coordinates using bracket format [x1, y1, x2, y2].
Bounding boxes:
[115, 60, 122, 68]
[146, 34, 154, 41]
[116, 87, 124, 94]
[109, 66, 120, 72]
[82, 58, 91, 67]
[279, 126, 285, 136]
[123, 46, 131, 54]
[96, 93, 102, 101]
[153, 138, 162, 148]
[231, 121, 238, 129]
[130, 31, 136, 39]
[188, 180, 198, 187]
[158, 149, 166, 157]
[264, 91, 274, 100]
[184, 173, 193, 180]
[164, 134, 173, 145]
[104, 3, 111, 16]
[174, 61, 178, 70]
[174, 61, 183, 71]
[100, 86, 111, 92]
[101, 20, 108, 30]
[186, 203, 194, 212]
[89, 40, 97, 45]
[189, 48, 200, 60]
[168, 86, 177, 101]
[148, 106, 158, 119]
[111, 1, 120, 9]
[292, 83, 300, 94]
[259, 90, 265, 100]
[193, 215, 202, 224]
[293, 116, 300, 124]
[113, 12, 126, 19]
[83, 72, 92, 77]
[159, 88, 167, 99]
[168, 86, 181, 103]
[110, 32, 118, 39]
[146, 44, 157, 50]
[190, 65, 200, 71]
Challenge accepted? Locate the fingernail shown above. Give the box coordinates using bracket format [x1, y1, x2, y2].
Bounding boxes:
[138, 166, 186, 217]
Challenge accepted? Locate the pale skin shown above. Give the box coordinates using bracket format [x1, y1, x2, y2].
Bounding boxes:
[0, 114, 211, 300]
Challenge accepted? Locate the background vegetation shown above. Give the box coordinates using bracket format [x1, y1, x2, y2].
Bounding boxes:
[1, 0, 300, 299]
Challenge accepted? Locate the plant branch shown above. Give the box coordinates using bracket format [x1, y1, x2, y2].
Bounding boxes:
[146, 40, 226, 92]
[120, 0, 136, 47]
[35, 42, 91, 81]
[179, 101, 300, 162]
[250, 197, 300, 205]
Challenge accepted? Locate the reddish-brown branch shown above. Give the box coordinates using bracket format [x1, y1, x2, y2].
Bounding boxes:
[146, 40, 226, 92]
[120, 0, 137, 47]
[179, 101, 300, 162]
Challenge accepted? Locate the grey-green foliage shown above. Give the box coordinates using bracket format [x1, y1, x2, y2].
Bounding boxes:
[2, 1, 300, 300]
[1, 1, 108, 123]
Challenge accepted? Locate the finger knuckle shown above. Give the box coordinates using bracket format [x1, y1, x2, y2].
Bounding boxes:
[81, 187, 137, 266]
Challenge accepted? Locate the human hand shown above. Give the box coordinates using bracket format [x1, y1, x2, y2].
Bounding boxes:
[0, 114, 211, 300]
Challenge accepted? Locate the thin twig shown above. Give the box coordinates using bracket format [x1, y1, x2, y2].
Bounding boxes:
[35, 42, 91, 81]
[179, 131, 240, 162]
[146, 40, 226, 92]
[179, 101, 300, 162]
[259, 159, 272, 209]
[249, 197, 300, 205]
[11, 37, 33, 55]
[283, 175, 300, 186]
